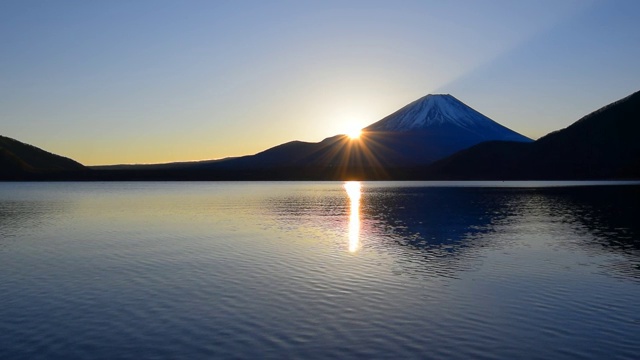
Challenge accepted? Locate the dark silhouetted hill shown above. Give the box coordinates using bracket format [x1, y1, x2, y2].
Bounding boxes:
[0, 135, 86, 180]
[425, 90, 640, 179]
[169, 94, 532, 179]
[9, 90, 638, 181]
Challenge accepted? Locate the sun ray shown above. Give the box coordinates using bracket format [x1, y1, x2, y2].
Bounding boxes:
[296, 130, 398, 180]
[346, 128, 362, 139]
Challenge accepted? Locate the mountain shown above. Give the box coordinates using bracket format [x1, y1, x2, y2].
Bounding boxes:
[360, 94, 532, 165]
[163, 94, 532, 179]
[0, 135, 86, 180]
[8, 91, 638, 181]
[366, 94, 530, 139]
[425, 90, 640, 179]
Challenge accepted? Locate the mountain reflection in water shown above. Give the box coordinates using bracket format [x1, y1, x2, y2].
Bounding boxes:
[362, 184, 640, 280]
[265, 182, 640, 280]
[1, 182, 639, 359]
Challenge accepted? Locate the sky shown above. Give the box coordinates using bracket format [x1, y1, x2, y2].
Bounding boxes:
[2, 0, 639, 166]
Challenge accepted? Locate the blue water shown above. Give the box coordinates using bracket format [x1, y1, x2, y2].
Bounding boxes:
[0, 181, 639, 359]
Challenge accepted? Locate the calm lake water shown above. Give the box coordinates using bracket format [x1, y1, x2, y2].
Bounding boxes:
[1, 181, 639, 359]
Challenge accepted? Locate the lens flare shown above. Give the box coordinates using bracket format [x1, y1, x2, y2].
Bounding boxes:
[347, 128, 362, 139]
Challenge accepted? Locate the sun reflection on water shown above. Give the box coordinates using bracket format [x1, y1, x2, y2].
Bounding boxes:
[344, 181, 361, 253]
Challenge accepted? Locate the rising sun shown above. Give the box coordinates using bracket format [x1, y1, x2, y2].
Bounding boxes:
[346, 127, 362, 140]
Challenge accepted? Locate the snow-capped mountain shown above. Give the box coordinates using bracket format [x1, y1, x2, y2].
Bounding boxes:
[187, 93, 533, 177]
[366, 94, 531, 142]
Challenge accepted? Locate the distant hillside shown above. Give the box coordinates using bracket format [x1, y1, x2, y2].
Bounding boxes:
[7, 90, 639, 181]
[425, 90, 640, 179]
[0, 135, 86, 180]
[169, 94, 533, 179]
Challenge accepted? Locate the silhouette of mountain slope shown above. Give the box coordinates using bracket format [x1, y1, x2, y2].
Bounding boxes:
[6, 91, 638, 181]
[426, 90, 640, 179]
[0, 135, 85, 179]
[189, 94, 532, 176]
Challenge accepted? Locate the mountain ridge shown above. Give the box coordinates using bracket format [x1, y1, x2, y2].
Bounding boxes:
[183, 93, 533, 173]
[424, 90, 640, 179]
[3, 90, 639, 181]
[0, 135, 86, 180]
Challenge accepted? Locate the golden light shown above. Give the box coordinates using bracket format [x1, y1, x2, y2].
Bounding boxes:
[344, 181, 361, 253]
[309, 118, 392, 180]
[347, 128, 362, 139]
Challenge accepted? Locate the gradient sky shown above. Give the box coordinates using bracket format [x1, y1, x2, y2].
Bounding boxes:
[2, 0, 639, 165]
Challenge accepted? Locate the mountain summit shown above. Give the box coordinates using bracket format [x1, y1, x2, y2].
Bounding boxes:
[343, 93, 533, 167]
[5, 91, 639, 181]
[176, 93, 534, 179]
[366, 94, 531, 142]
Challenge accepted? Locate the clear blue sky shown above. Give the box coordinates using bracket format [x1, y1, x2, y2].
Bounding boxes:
[2, 0, 639, 165]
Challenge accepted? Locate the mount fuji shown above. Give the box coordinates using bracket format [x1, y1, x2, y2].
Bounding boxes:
[170, 93, 533, 179]
[367, 94, 530, 139]
[6, 91, 639, 181]
[358, 94, 532, 165]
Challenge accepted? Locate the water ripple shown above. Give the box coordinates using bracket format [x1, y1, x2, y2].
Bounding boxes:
[0, 182, 639, 359]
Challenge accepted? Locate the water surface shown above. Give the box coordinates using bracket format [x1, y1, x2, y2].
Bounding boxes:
[1, 181, 639, 359]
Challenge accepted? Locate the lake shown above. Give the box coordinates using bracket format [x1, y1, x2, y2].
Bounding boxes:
[1, 181, 639, 359]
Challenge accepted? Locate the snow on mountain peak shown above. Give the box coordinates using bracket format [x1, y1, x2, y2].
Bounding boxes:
[366, 94, 496, 131]
[364, 93, 531, 142]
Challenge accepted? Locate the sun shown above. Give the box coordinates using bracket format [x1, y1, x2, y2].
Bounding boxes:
[346, 126, 362, 140]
